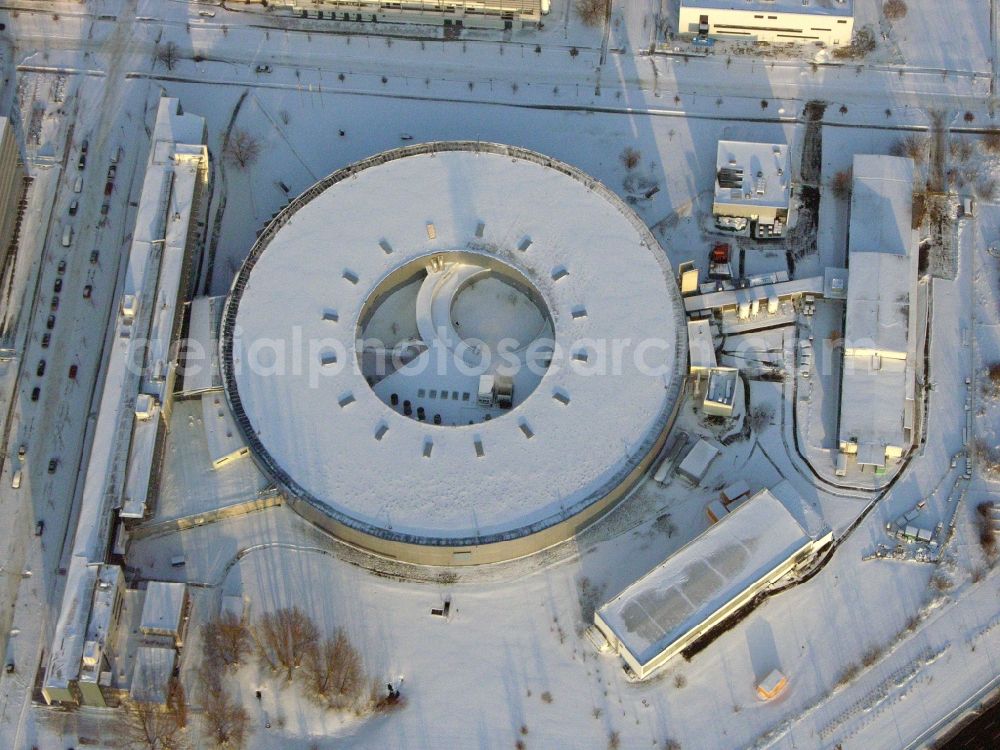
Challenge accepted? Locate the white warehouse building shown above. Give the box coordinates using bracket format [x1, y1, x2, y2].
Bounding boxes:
[679, 0, 854, 46]
[252, 0, 549, 30]
[595, 485, 832, 680]
[838, 155, 919, 470]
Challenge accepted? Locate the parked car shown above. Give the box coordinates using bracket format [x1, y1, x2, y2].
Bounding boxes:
[83, 285, 92, 299]
[106, 164, 116, 180]
[46, 314, 55, 330]
[57, 260, 66, 274]
[30, 387, 40, 402]
[53, 278, 62, 293]
[68, 199, 78, 216]
[68, 364, 78, 379]
[41, 333, 50, 348]
[47, 458, 57, 474]
[36, 360, 45, 377]
[90, 250, 99, 264]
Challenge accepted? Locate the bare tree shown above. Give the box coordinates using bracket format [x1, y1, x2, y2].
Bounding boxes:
[197, 666, 251, 749]
[575, 0, 609, 27]
[975, 176, 998, 203]
[619, 147, 641, 170]
[253, 606, 319, 681]
[883, 0, 908, 21]
[202, 612, 252, 669]
[223, 129, 262, 170]
[747, 405, 774, 433]
[982, 130, 1000, 154]
[889, 134, 928, 165]
[117, 694, 189, 750]
[830, 169, 852, 200]
[303, 628, 366, 709]
[155, 42, 179, 72]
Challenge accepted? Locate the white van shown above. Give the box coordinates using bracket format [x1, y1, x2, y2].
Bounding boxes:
[61, 225, 73, 247]
[73, 176, 83, 193]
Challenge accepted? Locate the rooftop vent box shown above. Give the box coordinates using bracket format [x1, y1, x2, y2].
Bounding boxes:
[82, 640, 100, 668]
[121, 294, 138, 320]
[135, 394, 155, 420]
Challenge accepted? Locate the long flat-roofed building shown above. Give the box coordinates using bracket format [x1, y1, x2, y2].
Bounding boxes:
[259, 0, 549, 30]
[838, 155, 918, 470]
[595, 486, 831, 680]
[0, 117, 26, 277]
[42, 98, 209, 705]
[679, 0, 854, 46]
[713, 141, 792, 239]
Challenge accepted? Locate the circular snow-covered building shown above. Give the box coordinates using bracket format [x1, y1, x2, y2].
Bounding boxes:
[221, 142, 687, 565]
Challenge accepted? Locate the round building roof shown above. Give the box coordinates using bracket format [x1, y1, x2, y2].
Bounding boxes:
[222, 142, 686, 550]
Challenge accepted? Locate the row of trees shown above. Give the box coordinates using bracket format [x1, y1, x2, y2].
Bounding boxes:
[209, 605, 397, 714]
[118, 605, 395, 749]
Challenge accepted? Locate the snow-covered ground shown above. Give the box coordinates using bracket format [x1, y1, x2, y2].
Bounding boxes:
[2, 1, 1000, 748]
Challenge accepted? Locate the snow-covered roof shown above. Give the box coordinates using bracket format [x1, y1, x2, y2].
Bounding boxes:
[688, 319, 716, 370]
[139, 581, 186, 636]
[44, 97, 207, 702]
[843, 252, 913, 358]
[121, 399, 160, 519]
[180, 295, 225, 394]
[713, 141, 791, 213]
[223, 143, 687, 547]
[596, 488, 813, 669]
[202, 392, 248, 467]
[849, 155, 915, 258]
[677, 438, 721, 483]
[681, 0, 853, 16]
[79, 565, 123, 685]
[130, 647, 176, 704]
[840, 155, 918, 460]
[705, 368, 738, 408]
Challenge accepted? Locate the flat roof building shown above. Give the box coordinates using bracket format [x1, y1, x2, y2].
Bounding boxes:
[679, 0, 854, 46]
[704, 367, 739, 417]
[260, 0, 549, 30]
[130, 647, 176, 705]
[595, 487, 831, 679]
[0, 117, 26, 279]
[43, 97, 209, 705]
[713, 140, 792, 238]
[677, 438, 721, 484]
[139, 581, 188, 647]
[688, 319, 717, 373]
[839, 155, 918, 469]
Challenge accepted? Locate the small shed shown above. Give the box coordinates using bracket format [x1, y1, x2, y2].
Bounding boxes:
[677, 439, 721, 484]
[756, 669, 788, 700]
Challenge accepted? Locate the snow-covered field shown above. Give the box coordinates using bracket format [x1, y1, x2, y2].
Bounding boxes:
[2, 1, 1000, 748]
